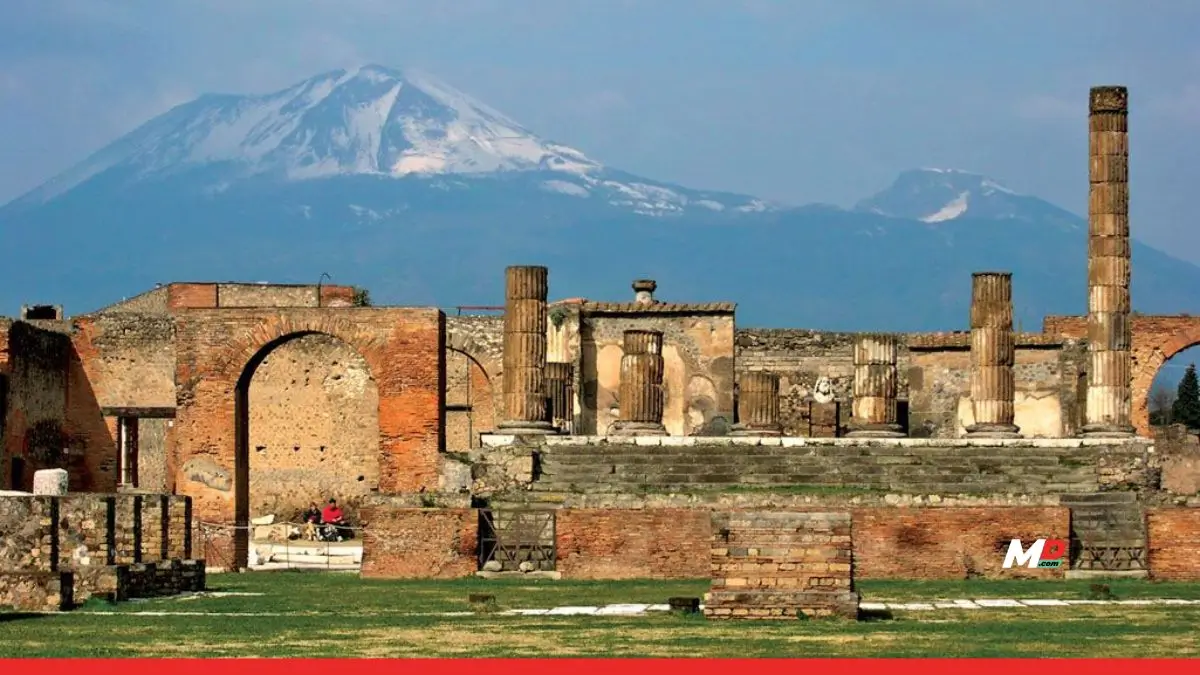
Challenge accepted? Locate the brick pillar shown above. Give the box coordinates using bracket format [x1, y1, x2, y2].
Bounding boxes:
[965, 272, 1021, 438]
[611, 330, 667, 436]
[499, 266, 556, 434]
[847, 334, 904, 438]
[732, 371, 783, 436]
[1083, 86, 1135, 437]
[545, 361, 575, 434]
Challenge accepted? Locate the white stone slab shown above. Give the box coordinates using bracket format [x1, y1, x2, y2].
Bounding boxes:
[974, 599, 1025, 607]
[645, 604, 671, 611]
[504, 609, 550, 616]
[1019, 598, 1070, 606]
[1113, 599, 1157, 605]
[32, 469, 68, 496]
[595, 604, 651, 615]
[858, 602, 888, 611]
[1061, 599, 1114, 605]
[888, 603, 936, 611]
[544, 606, 599, 615]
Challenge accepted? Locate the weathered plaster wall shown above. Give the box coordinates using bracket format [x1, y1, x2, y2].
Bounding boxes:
[578, 307, 735, 436]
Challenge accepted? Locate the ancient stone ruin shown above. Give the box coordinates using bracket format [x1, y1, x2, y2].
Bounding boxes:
[2, 84, 1200, 613]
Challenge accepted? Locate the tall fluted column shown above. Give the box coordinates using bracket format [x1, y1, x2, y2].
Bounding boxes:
[732, 371, 783, 436]
[611, 330, 667, 436]
[545, 361, 575, 434]
[847, 334, 904, 438]
[499, 265, 556, 434]
[965, 272, 1021, 438]
[1083, 86, 1135, 437]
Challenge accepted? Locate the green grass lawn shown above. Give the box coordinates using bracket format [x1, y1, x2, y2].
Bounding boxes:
[1, 573, 1198, 657]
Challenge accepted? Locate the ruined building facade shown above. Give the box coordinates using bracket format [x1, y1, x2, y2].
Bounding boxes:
[1, 85, 1199, 583]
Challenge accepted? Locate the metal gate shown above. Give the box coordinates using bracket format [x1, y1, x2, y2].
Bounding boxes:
[478, 509, 556, 572]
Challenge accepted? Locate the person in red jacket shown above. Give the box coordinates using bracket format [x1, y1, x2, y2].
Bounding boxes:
[321, 498, 349, 541]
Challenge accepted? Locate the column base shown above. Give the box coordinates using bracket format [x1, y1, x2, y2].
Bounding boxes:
[730, 424, 783, 437]
[497, 420, 558, 435]
[610, 421, 668, 437]
[965, 423, 1022, 439]
[845, 423, 905, 439]
[1080, 423, 1137, 438]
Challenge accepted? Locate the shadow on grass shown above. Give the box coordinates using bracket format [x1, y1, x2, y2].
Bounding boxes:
[858, 609, 895, 622]
[0, 612, 49, 623]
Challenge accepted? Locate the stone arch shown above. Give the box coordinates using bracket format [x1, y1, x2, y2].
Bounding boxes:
[1130, 318, 1200, 436]
[444, 347, 497, 451]
[232, 328, 382, 566]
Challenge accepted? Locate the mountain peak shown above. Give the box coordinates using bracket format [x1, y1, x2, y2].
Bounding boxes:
[853, 168, 1081, 228]
[12, 64, 606, 206]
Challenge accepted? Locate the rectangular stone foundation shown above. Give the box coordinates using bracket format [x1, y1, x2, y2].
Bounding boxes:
[705, 511, 859, 620]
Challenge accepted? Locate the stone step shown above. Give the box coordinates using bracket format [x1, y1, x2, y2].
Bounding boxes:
[269, 553, 359, 566]
[1059, 492, 1139, 504]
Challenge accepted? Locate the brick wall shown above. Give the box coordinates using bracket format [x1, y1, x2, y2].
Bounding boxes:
[706, 511, 858, 619]
[554, 508, 711, 579]
[171, 308, 443, 526]
[1147, 509, 1200, 581]
[1, 320, 71, 491]
[66, 314, 177, 492]
[359, 507, 478, 579]
[853, 507, 1070, 579]
[167, 284, 219, 309]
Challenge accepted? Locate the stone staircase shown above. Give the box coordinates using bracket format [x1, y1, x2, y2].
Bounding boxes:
[1061, 492, 1148, 578]
[533, 443, 1106, 495]
[248, 541, 362, 572]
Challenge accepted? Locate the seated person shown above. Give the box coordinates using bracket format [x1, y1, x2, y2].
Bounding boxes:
[301, 502, 322, 541]
[320, 498, 352, 541]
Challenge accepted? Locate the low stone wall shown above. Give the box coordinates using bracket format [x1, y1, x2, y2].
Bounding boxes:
[705, 511, 859, 620]
[556, 509, 710, 579]
[0, 493, 204, 609]
[1146, 509, 1200, 581]
[497, 435, 1158, 496]
[359, 506, 478, 579]
[0, 571, 74, 611]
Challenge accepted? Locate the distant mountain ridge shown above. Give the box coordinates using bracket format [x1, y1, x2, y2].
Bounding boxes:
[1, 65, 1198, 331]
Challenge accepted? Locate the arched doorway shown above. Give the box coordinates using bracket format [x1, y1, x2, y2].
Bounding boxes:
[1143, 345, 1200, 434]
[444, 348, 496, 451]
[233, 332, 380, 566]
[1131, 318, 1200, 437]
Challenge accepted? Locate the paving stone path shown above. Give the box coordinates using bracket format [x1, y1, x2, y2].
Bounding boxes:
[500, 597, 1200, 616]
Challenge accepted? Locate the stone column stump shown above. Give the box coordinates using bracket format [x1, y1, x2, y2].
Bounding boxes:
[847, 334, 904, 438]
[611, 329, 668, 437]
[732, 371, 783, 436]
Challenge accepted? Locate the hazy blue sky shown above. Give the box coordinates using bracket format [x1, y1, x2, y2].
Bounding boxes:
[1, 1, 1198, 256]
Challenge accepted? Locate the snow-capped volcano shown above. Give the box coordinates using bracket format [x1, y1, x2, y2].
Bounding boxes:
[10, 64, 768, 216]
[853, 168, 1080, 230]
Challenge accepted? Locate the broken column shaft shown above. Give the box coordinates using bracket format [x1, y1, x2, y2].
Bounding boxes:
[499, 265, 556, 434]
[966, 272, 1021, 438]
[1083, 85, 1135, 437]
[732, 371, 783, 436]
[848, 334, 904, 438]
[545, 361, 575, 434]
[612, 329, 667, 436]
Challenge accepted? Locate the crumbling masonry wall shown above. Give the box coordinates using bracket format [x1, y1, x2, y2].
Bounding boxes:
[1, 320, 71, 491]
[734, 329, 1084, 438]
[0, 493, 203, 611]
[246, 333, 381, 521]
